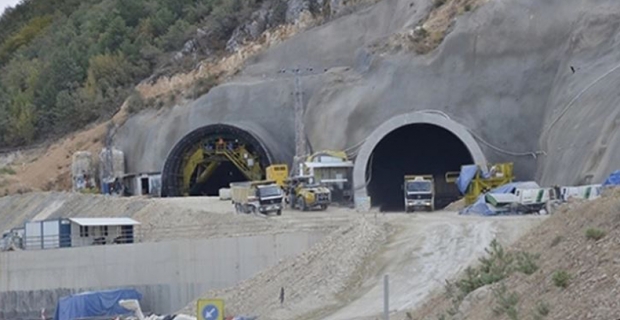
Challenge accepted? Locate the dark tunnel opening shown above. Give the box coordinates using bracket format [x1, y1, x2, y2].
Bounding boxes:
[366, 124, 473, 212]
[189, 161, 247, 196]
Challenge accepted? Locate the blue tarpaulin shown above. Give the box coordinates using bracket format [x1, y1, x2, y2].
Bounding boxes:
[603, 170, 620, 186]
[455, 165, 478, 194]
[54, 288, 142, 320]
[460, 181, 539, 216]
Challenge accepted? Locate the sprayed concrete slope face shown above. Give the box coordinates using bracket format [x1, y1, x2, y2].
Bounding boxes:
[537, 3, 620, 186]
[116, 0, 620, 186]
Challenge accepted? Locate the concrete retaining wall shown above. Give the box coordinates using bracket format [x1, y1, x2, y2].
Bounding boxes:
[0, 232, 324, 319]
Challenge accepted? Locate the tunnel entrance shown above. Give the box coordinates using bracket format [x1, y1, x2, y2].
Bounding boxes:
[366, 124, 473, 211]
[188, 161, 247, 196]
[161, 124, 272, 197]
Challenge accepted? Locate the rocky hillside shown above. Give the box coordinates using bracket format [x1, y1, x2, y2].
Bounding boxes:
[410, 189, 620, 320]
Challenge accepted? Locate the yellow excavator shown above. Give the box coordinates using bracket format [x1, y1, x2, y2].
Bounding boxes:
[456, 163, 515, 205]
[182, 138, 264, 195]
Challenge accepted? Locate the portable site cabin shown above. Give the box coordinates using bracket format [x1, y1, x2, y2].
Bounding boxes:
[122, 172, 162, 197]
[303, 161, 354, 205]
[24, 219, 72, 250]
[69, 218, 140, 247]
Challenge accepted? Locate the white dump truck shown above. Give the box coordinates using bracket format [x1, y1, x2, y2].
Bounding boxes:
[403, 175, 435, 212]
[230, 180, 284, 215]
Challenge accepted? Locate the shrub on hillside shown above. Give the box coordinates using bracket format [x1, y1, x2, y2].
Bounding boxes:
[552, 270, 571, 288]
[585, 228, 606, 241]
[492, 283, 519, 320]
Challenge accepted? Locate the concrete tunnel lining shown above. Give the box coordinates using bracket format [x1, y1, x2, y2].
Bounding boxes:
[161, 123, 276, 197]
[353, 112, 488, 210]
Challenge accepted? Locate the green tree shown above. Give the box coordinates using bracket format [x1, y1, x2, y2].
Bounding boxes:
[158, 19, 192, 51]
[84, 53, 133, 96]
[6, 90, 36, 144]
[97, 15, 129, 53]
[151, 7, 176, 36]
[0, 15, 53, 65]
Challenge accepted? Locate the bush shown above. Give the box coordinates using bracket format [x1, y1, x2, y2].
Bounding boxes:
[126, 91, 146, 114]
[0, 166, 16, 175]
[585, 228, 606, 241]
[451, 240, 540, 298]
[515, 251, 540, 275]
[492, 283, 519, 320]
[437, 240, 541, 319]
[552, 270, 571, 288]
[535, 300, 550, 316]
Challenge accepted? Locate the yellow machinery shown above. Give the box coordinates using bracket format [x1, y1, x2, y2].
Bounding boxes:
[284, 175, 331, 211]
[463, 163, 515, 205]
[266, 164, 289, 187]
[182, 140, 263, 196]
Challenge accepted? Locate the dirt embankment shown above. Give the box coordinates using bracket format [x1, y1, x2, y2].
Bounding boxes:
[0, 108, 129, 196]
[409, 189, 620, 320]
[179, 218, 391, 320]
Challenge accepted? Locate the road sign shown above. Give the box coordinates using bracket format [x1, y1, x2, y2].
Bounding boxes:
[197, 299, 224, 320]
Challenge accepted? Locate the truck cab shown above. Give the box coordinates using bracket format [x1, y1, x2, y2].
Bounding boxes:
[404, 175, 435, 212]
[255, 184, 284, 215]
[231, 181, 284, 215]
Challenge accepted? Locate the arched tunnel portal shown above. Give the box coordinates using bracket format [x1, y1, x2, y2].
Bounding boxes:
[353, 112, 487, 211]
[161, 124, 273, 197]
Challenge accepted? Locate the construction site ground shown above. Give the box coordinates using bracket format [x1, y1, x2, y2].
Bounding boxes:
[1, 192, 545, 319]
[178, 210, 544, 320]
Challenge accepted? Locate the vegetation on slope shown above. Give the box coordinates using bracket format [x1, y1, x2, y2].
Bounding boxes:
[411, 189, 620, 320]
[0, 0, 284, 148]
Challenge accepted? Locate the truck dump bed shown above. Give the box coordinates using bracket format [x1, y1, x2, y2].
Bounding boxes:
[230, 182, 253, 204]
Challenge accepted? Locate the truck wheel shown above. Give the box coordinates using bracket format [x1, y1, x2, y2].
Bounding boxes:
[320, 204, 328, 211]
[276, 210, 282, 216]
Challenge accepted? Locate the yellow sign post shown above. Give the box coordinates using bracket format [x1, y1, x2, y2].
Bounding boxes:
[197, 299, 224, 320]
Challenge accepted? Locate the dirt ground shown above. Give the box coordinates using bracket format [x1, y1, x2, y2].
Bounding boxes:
[0, 108, 129, 195]
[179, 211, 545, 320]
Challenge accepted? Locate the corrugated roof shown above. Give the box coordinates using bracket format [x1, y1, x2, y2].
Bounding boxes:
[68, 217, 140, 226]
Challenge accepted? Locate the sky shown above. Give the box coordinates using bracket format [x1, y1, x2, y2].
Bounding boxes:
[1, 0, 22, 16]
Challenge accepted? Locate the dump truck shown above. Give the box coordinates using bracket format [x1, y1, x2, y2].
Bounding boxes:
[230, 180, 283, 215]
[284, 175, 331, 211]
[404, 175, 435, 212]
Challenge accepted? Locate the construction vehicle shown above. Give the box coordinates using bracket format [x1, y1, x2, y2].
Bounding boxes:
[461, 163, 514, 205]
[181, 137, 264, 196]
[284, 175, 331, 211]
[266, 164, 289, 188]
[560, 184, 602, 201]
[404, 175, 435, 212]
[230, 180, 283, 215]
[302, 150, 354, 206]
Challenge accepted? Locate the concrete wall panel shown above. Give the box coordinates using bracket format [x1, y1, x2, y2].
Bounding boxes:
[0, 232, 325, 319]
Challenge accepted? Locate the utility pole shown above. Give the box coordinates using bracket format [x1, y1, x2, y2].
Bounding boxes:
[293, 68, 306, 176]
[277, 66, 327, 176]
